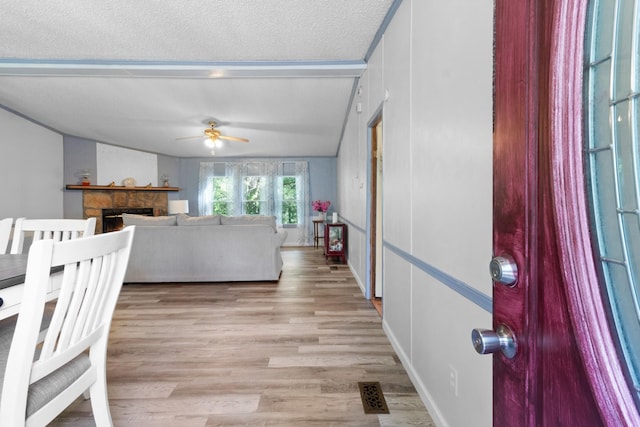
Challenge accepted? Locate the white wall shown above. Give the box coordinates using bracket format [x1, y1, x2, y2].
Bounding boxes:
[337, 1, 494, 426]
[96, 143, 158, 186]
[0, 108, 64, 219]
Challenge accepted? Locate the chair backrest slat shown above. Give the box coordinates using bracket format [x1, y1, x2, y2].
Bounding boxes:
[10, 218, 97, 254]
[0, 218, 13, 254]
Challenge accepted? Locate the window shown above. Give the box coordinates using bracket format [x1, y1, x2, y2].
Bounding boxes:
[281, 176, 298, 225]
[212, 176, 232, 215]
[585, 0, 640, 399]
[242, 176, 266, 215]
[199, 160, 310, 238]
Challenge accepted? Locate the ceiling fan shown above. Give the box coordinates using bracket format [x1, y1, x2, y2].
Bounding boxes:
[176, 121, 249, 144]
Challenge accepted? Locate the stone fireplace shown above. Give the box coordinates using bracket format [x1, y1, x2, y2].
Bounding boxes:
[102, 207, 154, 233]
[74, 187, 172, 233]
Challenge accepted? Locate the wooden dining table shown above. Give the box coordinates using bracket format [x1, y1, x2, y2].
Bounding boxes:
[0, 254, 61, 321]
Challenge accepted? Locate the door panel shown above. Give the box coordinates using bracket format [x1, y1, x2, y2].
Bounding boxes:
[491, 1, 634, 424]
[493, 1, 538, 423]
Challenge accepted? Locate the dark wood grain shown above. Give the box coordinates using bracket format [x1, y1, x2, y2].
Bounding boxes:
[493, 1, 536, 424]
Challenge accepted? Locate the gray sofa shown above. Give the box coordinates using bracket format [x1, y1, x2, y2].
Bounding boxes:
[122, 213, 287, 283]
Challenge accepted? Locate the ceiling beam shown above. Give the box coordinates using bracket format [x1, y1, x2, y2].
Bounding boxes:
[0, 59, 366, 78]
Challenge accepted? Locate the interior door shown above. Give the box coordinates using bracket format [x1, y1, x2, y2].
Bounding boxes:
[487, 1, 640, 425]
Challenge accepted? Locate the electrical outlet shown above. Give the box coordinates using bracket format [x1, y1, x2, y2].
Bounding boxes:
[449, 365, 459, 396]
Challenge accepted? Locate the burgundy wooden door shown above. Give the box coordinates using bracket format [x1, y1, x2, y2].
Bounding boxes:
[492, 1, 640, 425]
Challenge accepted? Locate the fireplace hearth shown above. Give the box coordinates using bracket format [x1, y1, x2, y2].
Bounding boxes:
[102, 208, 153, 233]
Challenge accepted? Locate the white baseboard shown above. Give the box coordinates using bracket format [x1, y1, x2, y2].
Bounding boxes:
[382, 318, 450, 427]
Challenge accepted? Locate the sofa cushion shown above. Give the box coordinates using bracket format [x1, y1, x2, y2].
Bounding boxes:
[177, 213, 221, 226]
[221, 215, 277, 232]
[122, 213, 177, 226]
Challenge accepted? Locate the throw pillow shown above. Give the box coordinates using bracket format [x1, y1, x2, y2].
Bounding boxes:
[122, 213, 177, 226]
[176, 213, 221, 226]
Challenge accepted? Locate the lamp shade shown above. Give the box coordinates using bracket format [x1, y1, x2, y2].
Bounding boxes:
[168, 200, 189, 214]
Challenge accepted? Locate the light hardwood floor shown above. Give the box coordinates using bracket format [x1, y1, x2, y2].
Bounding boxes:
[52, 247, 434, 426]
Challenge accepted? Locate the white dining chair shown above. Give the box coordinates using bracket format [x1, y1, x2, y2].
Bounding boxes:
[0, 226, 135, 427]
[0, 218, 13, 254]
[6, 217, 98, 341]
[10, 217, 97, 255]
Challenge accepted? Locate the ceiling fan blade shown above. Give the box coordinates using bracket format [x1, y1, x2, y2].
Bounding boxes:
[219, 135, 249, 143]
[175, 135, 204, 140]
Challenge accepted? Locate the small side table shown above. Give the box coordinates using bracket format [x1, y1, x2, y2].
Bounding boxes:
[313, 220, 324, 248]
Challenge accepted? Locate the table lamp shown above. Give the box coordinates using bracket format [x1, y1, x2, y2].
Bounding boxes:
[168, 200, 189, 215]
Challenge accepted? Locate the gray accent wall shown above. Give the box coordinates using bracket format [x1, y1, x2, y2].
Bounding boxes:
[63, 136, 97, 219]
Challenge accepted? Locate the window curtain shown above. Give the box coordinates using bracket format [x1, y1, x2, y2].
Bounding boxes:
[226, 162, 240, 215]
[199, 160, 310, 243]
[274, 161, 310, 243]
[294, 161, 310, 244]
[198, 162, 216, 216]
[242, 161, 275, 219]
[199, 162, 241, 215]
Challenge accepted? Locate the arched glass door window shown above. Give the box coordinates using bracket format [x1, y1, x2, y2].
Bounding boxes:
[585, 0, 640, 402]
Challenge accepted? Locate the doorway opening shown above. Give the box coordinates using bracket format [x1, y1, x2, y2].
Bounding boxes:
[369, 116, 383, 315]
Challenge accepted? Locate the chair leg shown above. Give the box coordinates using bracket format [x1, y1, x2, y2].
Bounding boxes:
[89, 372, 114, 427]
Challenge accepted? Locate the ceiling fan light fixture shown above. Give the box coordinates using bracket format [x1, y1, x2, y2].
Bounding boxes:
[176, 119, 249, 145]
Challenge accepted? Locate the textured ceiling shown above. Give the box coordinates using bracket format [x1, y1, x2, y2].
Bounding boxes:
[0, 1, 397, 157]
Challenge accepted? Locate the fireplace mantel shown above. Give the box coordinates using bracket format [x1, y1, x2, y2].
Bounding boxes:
[66, 185, 179, 191]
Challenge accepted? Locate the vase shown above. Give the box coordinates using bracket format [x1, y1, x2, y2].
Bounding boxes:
[319, 212, 326, 221]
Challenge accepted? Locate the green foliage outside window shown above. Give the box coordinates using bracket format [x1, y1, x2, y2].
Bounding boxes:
[211, 173, 301, 225]
[243, 176, 265, 214]
[212, 177, 230, 215]
[282, 176, 298, 224]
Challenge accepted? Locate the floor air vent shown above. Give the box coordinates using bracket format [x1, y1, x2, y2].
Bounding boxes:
[358, 381, 390, 414]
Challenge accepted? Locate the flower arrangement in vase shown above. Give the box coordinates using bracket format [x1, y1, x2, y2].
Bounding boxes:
[312, 200, 331, 220]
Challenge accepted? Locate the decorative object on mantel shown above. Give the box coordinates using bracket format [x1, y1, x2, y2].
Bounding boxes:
[122, 177, 136, 188]
[80, 169, 91, 186]
[65, 185, 179, 191]
[162, 175, 170, 187]
[145, 182, 153, 188]
[168, 200, 189, 215]
[108, 181, 116, 187]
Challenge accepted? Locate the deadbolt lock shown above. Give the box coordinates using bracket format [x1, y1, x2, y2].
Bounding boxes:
[489, 255, 518, 286]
